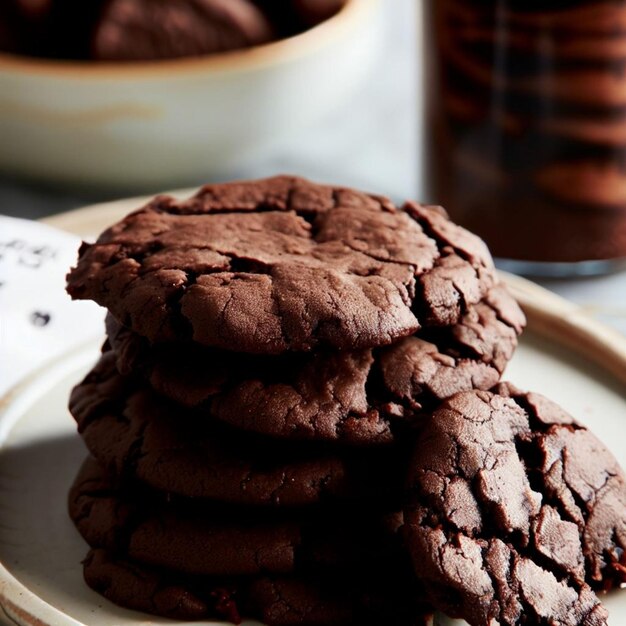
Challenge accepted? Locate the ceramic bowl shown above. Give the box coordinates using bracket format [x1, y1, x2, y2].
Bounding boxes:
[0, 0, 382, 189]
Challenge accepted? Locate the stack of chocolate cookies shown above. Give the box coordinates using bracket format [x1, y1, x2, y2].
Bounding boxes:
[431, 0, 626, 263]
[65, 176, 526, 624]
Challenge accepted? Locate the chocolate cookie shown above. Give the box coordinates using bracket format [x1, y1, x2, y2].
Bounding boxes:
[69, 456, 403, 577]
[102, 283, 522, 444]
[70, 352, 409, 500]
[453, 35, 626, 88]
[445, 85, 626, 147]
[106, 287, 525, 414]
[404, 387, 626, 626]
[83, 549, 433, 625]
[92, 0, 274, 61]
[67, 176, 499, 355]
[443, 14, 626, 84]
[206, 289, 522, 442]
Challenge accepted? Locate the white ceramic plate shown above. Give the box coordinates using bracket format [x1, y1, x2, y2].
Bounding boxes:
[0, 200, 625, 625]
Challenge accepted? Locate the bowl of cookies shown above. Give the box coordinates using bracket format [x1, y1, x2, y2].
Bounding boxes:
[0, 0, 381, 188]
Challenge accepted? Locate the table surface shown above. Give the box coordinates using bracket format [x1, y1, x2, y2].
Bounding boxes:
[1, 0, 625, 337]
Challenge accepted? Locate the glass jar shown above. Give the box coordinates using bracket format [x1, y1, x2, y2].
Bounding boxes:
[425, 0, 626, 276]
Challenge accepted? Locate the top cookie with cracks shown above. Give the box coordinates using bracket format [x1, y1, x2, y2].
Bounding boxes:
[67, 176, 498, 354]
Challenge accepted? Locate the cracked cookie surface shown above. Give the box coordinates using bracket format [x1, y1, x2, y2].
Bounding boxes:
[67, 176, 500, 355]
[69, 352, 408, 500]
[403, 387, 625, 626]
[100, 284, 523, 444]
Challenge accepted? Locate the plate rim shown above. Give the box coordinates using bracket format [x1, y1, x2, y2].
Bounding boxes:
[0, 344, 98, 626]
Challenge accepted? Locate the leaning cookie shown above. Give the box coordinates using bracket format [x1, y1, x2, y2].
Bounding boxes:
[67, 176, 499, 355]
[82, 548, 433, 625]
[69, 456, 404, 577]
[404, 387, 625, 626]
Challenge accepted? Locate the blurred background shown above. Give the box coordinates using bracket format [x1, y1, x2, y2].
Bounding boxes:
[0, 0, 419, 216]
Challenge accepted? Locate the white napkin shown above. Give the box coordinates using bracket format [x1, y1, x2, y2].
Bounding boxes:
[0, 215, 105, 396]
